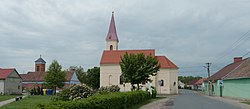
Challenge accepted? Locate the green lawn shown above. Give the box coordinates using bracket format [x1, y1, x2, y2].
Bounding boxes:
[0, 95, 19, 102]
[0, 95, 52, 109]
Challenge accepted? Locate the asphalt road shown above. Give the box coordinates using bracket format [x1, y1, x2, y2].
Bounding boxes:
[165, 89, 245, 109]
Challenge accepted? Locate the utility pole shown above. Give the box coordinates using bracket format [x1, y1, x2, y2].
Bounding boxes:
[205, 63, 211, 96]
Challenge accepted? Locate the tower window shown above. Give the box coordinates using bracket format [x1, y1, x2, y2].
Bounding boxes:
[110, 45, 113, 50]
[36, 66, 40, 72]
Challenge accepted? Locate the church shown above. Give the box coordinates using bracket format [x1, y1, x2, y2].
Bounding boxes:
[100, 12, 179, 94]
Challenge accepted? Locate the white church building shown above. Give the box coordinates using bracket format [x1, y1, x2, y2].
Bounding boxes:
[100, 12, 179, 94]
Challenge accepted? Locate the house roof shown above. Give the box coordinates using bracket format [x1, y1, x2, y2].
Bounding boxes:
[100, 49, 155, 64]
[20, 72, 47, 82]
[20, 71, 75, 82]
[194, 78, 207, 85]
[223, 58, 250, 79]
[156, 56, 178, 69]
[35, 57, 46, 64]
[207, 57, 250, 81]
[0, 68, 15, 79]
[187, 79, 199, 85]
[106, 12, 119, 42]
[100, 49, 178, 69]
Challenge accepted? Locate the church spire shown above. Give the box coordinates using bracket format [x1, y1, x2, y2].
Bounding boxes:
[106, 11, 119, 42]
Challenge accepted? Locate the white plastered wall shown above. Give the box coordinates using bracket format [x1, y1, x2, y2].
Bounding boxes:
[155, 68, 178, 94]
[100, 64, 178, 94]
[0, 80, 4, 94]
[106, 41, 118, 50]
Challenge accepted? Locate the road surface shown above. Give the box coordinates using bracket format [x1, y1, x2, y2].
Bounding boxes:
[167, 89, 246, 109]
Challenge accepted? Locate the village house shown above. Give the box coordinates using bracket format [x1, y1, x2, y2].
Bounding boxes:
[0, 68, 22, 94]
[204, 57, 250, 99]
[100, 12, 179, 94]
[20, 56, 80, 90]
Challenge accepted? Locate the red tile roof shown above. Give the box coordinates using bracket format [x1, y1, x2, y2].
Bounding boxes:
[100, 49, 155, 64]
[223, 58, 250, 79]
[194, 78, 207, 85]
[207, 57, 249, 81]
[0, 68, 15, 79]
[20, 72, 46, 82]
[156, 56, 178, 69]
[100, 49, 178, 69]
[20, 71, 75, 82]
[187, 79, 199, 85]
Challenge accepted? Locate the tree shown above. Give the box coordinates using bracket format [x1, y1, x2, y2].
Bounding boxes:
[86, 67, 100, 90]
[74, 66, 88, 84]
[120, 53, 160, 90]
[45, 60, 66, 94]
[178, 76, 202, 84]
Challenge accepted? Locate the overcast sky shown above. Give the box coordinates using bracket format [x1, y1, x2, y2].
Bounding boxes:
[0, 0, 250, 77]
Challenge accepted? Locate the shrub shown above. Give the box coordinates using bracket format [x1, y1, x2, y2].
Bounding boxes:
[98, 85, 120, 94]
[69, 84, 93, 100]
[51, 84, 93, 101]
[38, 91, 150, 109]
[151, 86, 157, 98]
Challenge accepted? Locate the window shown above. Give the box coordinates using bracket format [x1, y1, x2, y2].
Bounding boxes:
[109, 75, 112, 85]
[36, 66, 40, 71]
[110, 45, 113, 50]
[120, 75, 124, 84]
[158, 80, 164, 86]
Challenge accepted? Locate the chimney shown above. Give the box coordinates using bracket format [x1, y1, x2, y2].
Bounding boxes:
[234, 57, 242, 63]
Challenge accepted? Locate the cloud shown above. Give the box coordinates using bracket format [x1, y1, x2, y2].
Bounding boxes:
[0, 0, 250, 76]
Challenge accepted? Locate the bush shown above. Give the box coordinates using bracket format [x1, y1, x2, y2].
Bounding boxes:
[51, 84, 93, 101]
[69, 84, 93, 100]
[51, 88, 70, 101]
[151, 86, 157, 98]
[38, 91, 150, 109]
[98, 85, 120, 94]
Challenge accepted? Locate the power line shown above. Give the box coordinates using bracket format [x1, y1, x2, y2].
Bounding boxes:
[242, 51, 250, 57]
[212, 30, 250, 65]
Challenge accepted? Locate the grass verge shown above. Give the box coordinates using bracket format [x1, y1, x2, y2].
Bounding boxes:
[0, 95, 20, 102]
[128, 97, 165, 109]
[0, 95, 52, 109]
[242, 101, 250, 105]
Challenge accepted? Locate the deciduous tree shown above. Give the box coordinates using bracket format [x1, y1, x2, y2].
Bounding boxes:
[120, 53, 160, 90]
[45, 60, 66, 94]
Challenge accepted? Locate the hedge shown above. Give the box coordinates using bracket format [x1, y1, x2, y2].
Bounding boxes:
[38, 91, 150, 109]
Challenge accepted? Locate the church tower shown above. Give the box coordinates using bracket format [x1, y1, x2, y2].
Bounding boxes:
[106, 12, 119, 51]
[35, 55, 46, 72]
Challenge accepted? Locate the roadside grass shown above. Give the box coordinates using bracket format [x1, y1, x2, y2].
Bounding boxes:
[0, 95, 52, 109]
[242, 101, 250, 105]
[0, 95, 20, 102]
[128, 97, 165, 109]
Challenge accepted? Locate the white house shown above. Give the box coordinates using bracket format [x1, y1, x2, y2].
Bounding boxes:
[100, 12, 179, 94]
[0, 68, 22, 94]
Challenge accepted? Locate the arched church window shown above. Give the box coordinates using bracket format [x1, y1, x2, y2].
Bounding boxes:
[110, 45, 113, 50]
[109, 75, 112, 85]
[120, 75, 124, 84]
